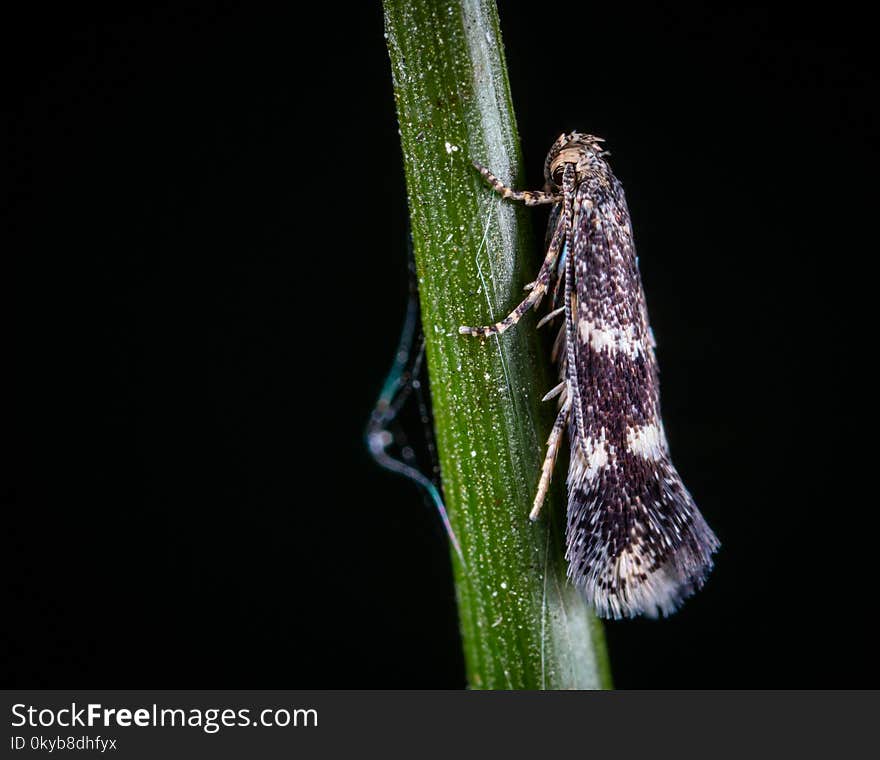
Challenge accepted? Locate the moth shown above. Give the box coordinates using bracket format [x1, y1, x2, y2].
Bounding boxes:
[460, 133, 719, 619]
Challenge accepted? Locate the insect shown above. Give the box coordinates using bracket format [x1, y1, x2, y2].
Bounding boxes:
[460, 132, 719, 619]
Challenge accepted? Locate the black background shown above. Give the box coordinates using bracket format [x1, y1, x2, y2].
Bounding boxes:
[3, 3, 877, 688]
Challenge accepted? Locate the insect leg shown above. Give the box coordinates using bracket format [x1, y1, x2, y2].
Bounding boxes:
[472, 161, 561, 206]
[541, 380, 566, 401]
[530, 394, 571, 521]
[536, 306, 565, 329]
[459, 213, 565, 338]
[550, 322, 565, 363]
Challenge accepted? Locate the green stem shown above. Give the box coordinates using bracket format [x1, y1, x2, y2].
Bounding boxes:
[383, 0, 612, 690]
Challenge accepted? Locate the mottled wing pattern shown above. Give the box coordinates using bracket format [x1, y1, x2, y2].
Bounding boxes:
[462, 132, 718, 619]
[565, 175, 719, 619]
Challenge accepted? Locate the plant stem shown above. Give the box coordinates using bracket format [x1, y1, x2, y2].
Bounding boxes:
[383, 0, 612, 690]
